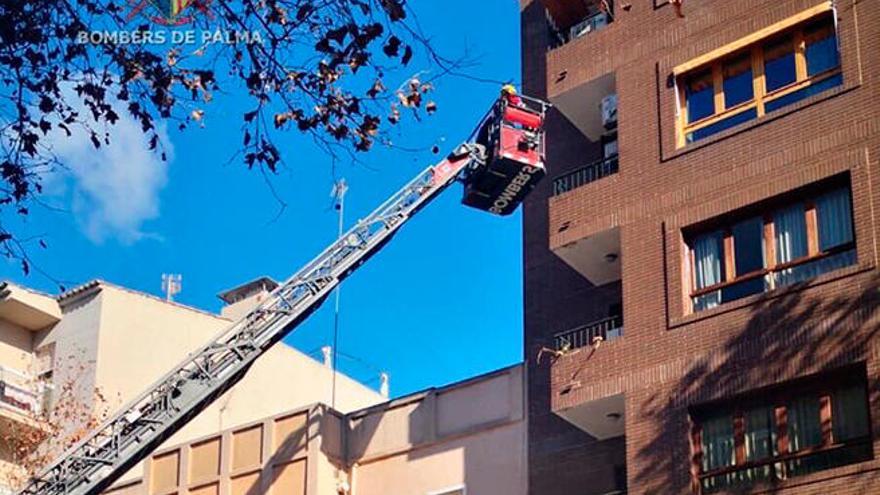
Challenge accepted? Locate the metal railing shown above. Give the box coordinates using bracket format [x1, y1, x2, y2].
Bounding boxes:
[552, 155, 619, 196]
[0, 365, 44, 415]
[554, 315, 623, 351]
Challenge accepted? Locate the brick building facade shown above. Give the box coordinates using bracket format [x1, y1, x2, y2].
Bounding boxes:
[520, 0, 880, 494]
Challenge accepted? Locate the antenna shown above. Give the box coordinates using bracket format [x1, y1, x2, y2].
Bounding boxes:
[330, 178, 348, 409]
[161, 274, 182, 301]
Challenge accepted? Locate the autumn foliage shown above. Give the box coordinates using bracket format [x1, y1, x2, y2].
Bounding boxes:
[0, 353, 115, 490]
[0, 0, 438, 270]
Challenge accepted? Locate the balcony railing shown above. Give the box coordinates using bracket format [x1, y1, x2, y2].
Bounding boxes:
[552, 155, 619, 196]
[0, 366, 47, 415]
[554, 315, 623, 351]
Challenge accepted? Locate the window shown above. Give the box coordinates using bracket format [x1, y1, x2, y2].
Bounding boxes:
[688, 184, 855, 312]
[692, 372, 872, 493]
[677, 11, 842, 146]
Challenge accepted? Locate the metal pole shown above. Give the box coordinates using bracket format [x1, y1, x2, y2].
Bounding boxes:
[331, 179, 346, 409]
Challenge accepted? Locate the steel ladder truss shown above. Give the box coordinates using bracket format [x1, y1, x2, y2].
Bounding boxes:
[19, 144, 484, 495]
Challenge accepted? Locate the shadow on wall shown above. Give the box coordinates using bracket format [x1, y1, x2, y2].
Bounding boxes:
[242, 409, 318, 495]
[340, 367, 527, 495]
[634, 272, 880, 493]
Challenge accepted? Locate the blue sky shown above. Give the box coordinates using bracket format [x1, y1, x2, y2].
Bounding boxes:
[0, 0, 524, 398]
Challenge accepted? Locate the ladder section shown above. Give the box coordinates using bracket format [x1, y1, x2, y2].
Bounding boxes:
[19, 146, 479, 495]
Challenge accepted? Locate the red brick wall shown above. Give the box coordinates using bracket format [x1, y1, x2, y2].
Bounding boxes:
[521, 0, 880, 493]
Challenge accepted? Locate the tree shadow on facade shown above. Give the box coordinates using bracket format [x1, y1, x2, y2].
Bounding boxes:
[634, 272, 880, 493]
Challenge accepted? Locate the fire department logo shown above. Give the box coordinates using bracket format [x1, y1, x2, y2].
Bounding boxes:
[127, 0, 212, 26]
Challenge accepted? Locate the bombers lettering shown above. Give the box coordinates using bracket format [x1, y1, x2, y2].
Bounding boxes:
[76, 29, 263, 45]
[489, 165, 538, 214]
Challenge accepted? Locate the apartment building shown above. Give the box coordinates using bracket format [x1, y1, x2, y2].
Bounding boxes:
[0, 279, 384, 492]
[521, 0, 880, 494]
[105, 365, 526, 495]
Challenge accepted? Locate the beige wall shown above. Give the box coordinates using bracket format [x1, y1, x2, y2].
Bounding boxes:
[110, 405, 341, 495]
[0, 280, 382, 491]
[347, 365, 526, 495]
[3, 280, 529, 495]
[352, 423, 524, 495]
[91, 284, 381, 424]
[0, 320, 33, 375]
[219, 291, 272, 322]
[101, 365, 527, 495]
[34, 289, 104, 420]
[91, 285, 233, 413]
[76, 284, 381, 485]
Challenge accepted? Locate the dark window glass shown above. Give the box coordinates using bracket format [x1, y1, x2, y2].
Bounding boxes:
[687, 108, 758, 143]
[743, 406, 777, 482]
[816, 187, 854, 250]
[732, 217, 765, 274]
[720, 277, 764, 304]
[697, 380, 872, 492]
[764, 73, 843, 113]
[723, 53, 754, 108]
[764, 35, 797, 92]
[685, 69, 715, 123]
[805, 18, 840, 76]
[700, 410, 738, 493]
[720, 217, 766, 303]
[833, 384, 870, 443]
[691, 186, 856, 311]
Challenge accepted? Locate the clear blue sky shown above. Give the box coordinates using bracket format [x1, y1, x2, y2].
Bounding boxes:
[0, 0, 524, 398]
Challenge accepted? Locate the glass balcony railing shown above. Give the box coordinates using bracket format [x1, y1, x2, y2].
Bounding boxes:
[554, 314, 623, 351]
[552, 154, 619, 196]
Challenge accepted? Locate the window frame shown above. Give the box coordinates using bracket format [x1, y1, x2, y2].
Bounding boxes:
[675, 7, 841, 147]
[689, 371, 872, 493]
[685, 184, 856, 312]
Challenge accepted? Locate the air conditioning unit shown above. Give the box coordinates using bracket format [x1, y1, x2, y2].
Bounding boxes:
[601, 93, 618, 130]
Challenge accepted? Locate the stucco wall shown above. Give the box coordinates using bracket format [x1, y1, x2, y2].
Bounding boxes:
[79, 284, 381, 485]
[0, 320, 33, 374]
[347, 365, 527, 495]
[103, 365, 527, 495]
[352, 422, 525, 495]
[34, 290, 103, 420]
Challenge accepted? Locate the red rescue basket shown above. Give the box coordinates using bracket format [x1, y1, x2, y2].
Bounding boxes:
[462, 92, 550, 216]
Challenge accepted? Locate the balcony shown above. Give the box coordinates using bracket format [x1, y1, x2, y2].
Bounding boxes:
[554, 314, 623, 351]
[0, 366, 49, 433]
[554, 226, 621, 286]
[551, 72, 617, 141]
[553, 154, 619, 196]
[544, 0, 614, 49]
[558, 392, 625, 441]
[0, 282, 61, 331]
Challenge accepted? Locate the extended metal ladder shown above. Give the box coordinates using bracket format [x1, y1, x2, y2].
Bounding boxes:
[18, 144, 484, 495]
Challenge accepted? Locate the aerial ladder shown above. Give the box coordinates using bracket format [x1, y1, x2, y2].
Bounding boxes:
[18, 92, 549, 495]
